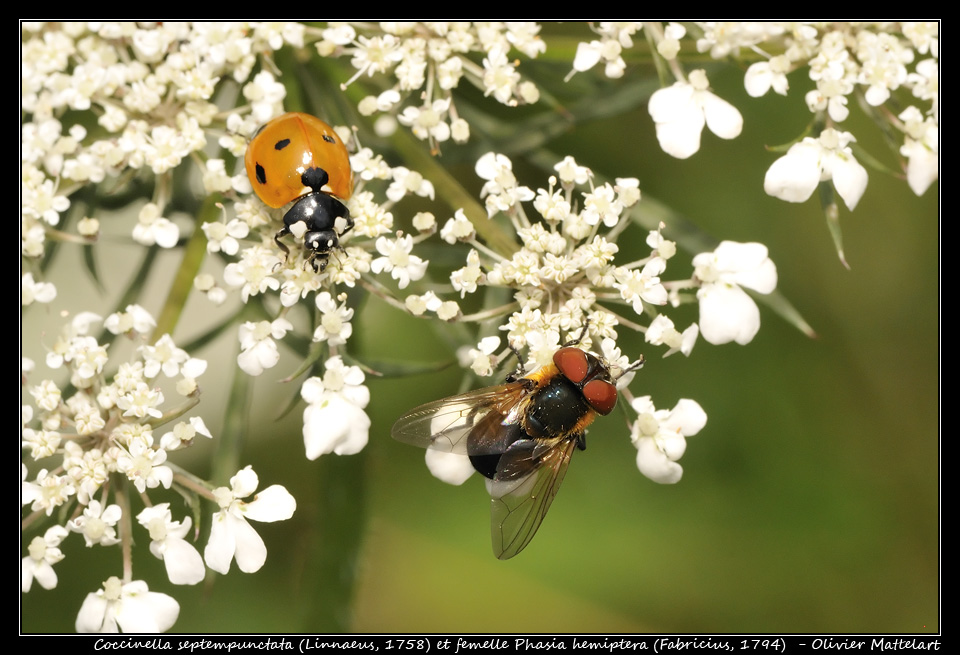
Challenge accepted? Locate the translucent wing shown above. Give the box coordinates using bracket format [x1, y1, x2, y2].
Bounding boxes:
[391, 383, 530, 455]
[487, 435, 579, 560]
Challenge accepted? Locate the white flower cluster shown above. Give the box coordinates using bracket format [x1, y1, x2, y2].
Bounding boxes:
[410, 152, 778, 484]
[569, 21, 939, 205]
[318, 22, 544, 149]
[21, 22, 305, 299]
[21, 307, 296, 632]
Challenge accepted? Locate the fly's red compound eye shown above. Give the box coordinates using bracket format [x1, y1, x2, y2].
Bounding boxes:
[553, 347, 589, 384]
[582, 379, 618, 415]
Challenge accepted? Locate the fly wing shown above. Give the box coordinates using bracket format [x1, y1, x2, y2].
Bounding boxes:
[486, 435, 579, 560]
[391, 383, 528, 455]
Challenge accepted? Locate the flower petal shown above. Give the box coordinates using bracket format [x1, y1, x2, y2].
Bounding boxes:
[764, 142, 821, 203]
[715, 242, 778, 294]
[162, 539, 206, 585]
[76, 594, 111, 633]
[115, 590, 180, 633]
[636, 438, 683, 484]
[649, 84, 705, 159]
[203, 512, 236, 574]
[229, 514, 268, 573]
[425, 449, 475, 485]
[702, 92, 743, 140]
[244, 485, 297, 523]
[830, 154, 869, 210]
[698, 283, 761, 345]
[666, 399, 708, 437]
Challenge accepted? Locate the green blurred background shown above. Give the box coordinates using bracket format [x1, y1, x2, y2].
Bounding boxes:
[22, 50, 938, 634]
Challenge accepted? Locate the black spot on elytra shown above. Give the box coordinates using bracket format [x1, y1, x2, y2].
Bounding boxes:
[322, 135, 335, 144]
[274, 138, 291, 151]
[255, 163, 266, 185]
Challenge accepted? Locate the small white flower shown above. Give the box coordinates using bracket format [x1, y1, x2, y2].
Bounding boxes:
[370, 234, 428, 289]
[23, 177, 71, 226]
[451, 249, 485, 298]
[132, 203, 180, 248]
[67, 500, 122, 547]
[116, 439, 173, 493]
[615, 177, 641, 207]
[159, 416, 212, 450]
[581, 183, 623, 228]
[116, 382, 165, 419]
[405, 291, 444, 316]
[30, 378, 61, 412]
[202, 218, 249, 255]
[648, 69, 743, 159]
[475, 152, 535, 216]
[898, 108, 938, 196]
[138, 504, 205, 585]
[22, 525, 69, 592]
[22, 427, 61, 460]
[569, 35, 626, 79]
[397, 99, 451, 142]
[900, 136, 938, 196]
[76, 577, 180, 633]
[140, 334, 189, 378]
[744, 55, 791, 97]
[451, 118, 470, 143]
[237, 318, 292, 376]
[657, 22, 686, 60]
[693, 241, 777, 346]
[645, 314, 699, 357]
[440, 209, 476, 244]
[301, 357, 371, 459]
[482, 46, 520, 104]
[312, 292, 354, 346]
[21, 273, 57, 306]
[104, 305, 156, 336]
[464, 335, 501, 377]
[631, 396, 707, 484]
[203, 466, 296, 574]
[524, 329, 563, 369]
[554, 156, 593, 186]
[201, 158, 234, 194]
[613, 258, 669, 312]
[387, 166, 435, 202]
[223, 245, 282, 302]
[23, 469, 75, 516]
[763, 128, 868, 210]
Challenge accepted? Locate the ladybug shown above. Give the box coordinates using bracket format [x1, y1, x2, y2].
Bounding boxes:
[245, 112, 354, 272]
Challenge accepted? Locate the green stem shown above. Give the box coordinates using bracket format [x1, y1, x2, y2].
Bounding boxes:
[152, 195, 219, 342]
[299, 451, 367, 632]
[212, 355, 251, 485]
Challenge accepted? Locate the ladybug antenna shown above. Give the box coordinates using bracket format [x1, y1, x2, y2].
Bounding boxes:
[301, 167, 330, 193]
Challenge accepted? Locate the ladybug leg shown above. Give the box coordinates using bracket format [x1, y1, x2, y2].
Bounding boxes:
[273, 226, 292, 269]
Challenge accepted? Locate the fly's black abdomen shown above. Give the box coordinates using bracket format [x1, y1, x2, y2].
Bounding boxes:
[468, 422, 525, 479]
